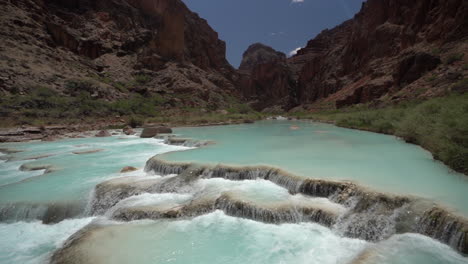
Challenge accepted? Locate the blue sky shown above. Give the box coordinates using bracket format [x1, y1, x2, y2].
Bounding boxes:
[182, 0, 365, 68]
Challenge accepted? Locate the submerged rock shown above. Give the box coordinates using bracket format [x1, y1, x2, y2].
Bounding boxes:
[163, 137, 215, 147]
[120, 166, 138, 173]
[164, 137, 189, 145]
[72, 149, 104, 155]
[19, 163, 56, 174]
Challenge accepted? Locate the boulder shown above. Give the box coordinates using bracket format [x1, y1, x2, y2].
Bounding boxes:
[95, 130, 111, 137]
[140, 127, 172, 138]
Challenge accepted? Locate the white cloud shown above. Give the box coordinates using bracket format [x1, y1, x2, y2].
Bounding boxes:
[291, 0, 304, 3]
[288, 47, 302, 57]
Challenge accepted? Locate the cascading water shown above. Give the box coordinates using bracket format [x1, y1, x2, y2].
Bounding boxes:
[0, 121, 467, 264]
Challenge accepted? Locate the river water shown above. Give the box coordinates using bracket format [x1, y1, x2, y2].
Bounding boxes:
[0, 121, 466, 264]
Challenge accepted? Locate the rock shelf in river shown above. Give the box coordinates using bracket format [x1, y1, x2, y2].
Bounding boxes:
[50, 155, 468, 263]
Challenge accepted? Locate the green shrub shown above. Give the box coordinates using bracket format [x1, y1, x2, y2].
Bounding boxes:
[134, 74, 152, 84]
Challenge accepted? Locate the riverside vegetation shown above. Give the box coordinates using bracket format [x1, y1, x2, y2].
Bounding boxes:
[0, 79, 262, 128]
[293, 92, 468, 174]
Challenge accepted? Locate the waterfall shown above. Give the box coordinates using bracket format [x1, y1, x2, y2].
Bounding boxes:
[103, 156, 468, 255]
[215, 194, 337, 226]
[145, 157, 191, 175]
[416, 207, 468, 254]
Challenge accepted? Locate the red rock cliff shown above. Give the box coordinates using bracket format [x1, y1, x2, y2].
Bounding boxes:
[240, 0, 467, 111]
[0, 0, 238, 108]
[294, 0, 468, 109]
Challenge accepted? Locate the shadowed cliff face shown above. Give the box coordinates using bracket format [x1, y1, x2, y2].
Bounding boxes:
[0, 0, 238, 106]
[239, 43, 287, 72]
[238, 43, 297, 111]
[240, 0, 468, 111]
[295, 0, 467, 109]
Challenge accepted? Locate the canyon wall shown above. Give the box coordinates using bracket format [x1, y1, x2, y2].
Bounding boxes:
[0, 0, 238, 111]
[240, 0, 468, 111]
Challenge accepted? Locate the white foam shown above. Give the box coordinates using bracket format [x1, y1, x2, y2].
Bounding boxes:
[193, 178, 290, 202]
[46, 211, 368, 264]
[0, 217, 95, 264]
[353, 233, 467, 264]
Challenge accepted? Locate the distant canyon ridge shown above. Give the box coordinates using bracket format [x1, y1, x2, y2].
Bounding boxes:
[0, 0, 467, 113]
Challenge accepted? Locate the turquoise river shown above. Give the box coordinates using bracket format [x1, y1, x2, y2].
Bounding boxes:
[0, 120, 466, 264]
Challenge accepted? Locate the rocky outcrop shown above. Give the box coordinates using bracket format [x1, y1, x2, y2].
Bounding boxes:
[238, 43, 297, 110]
[393, 52, 441, 87]
[239, 43, 286, 72]
[0, 0, 240, 118]
[293, 0, 468, 109]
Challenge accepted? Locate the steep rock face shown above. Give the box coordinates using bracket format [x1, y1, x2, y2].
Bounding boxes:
[293, 0, 468, 109]
[0, 0, 238, 110]
[239, 43, 286, 72]
[238, 43, 296, 110]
